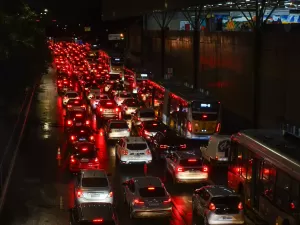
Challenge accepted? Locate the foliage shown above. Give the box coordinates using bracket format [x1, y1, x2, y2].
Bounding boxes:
[0, 3, 51, 96]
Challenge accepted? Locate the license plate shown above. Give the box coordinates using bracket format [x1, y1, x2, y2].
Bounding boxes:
[105, 109, 113, 112]
[76, 123, 82, 126]
[222, 216, 232, 220]
[149, 203, 159, 207]
[189, 170, 197, 173]
[91, 193, 100, 197]
[79, 138, 86, 141]
[81, 159, 88, 162]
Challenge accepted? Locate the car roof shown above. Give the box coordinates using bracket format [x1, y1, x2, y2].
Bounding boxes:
[203, 185, 239, 197]
[125, 137, 146, 143]
[79, 203, 113, 221]
[81, 169, 107, 178]
[133, 176, 163, 188]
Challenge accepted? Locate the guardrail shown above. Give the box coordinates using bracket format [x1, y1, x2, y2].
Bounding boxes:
[0, 81, 37, 212]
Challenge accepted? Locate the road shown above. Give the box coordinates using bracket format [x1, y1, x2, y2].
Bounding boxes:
[0, 70, 232, 225]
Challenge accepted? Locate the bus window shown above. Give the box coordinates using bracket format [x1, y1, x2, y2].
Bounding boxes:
[260, 161, 276, 200]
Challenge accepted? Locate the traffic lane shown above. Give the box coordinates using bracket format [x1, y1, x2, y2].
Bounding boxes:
[0, 70, 69, 224]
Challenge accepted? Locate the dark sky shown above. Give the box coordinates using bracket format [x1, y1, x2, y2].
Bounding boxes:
[25, 0, 102, 24]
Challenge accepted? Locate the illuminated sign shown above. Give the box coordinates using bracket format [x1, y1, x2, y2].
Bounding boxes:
[201, 103, 211, 108]
[141, 74, 148, 77]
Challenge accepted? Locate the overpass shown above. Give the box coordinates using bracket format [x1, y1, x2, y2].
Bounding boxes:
[103, 0, 300, 130]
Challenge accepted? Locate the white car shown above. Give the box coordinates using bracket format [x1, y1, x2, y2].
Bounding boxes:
[115, 137, 152, 165]
[114, 92, 132, 106]
[105, 120, 130, 140]
[63, 91, 80, 105]
[90, 94, 110, 109]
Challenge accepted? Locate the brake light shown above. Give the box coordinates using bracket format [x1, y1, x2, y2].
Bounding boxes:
[209, 203, 216, 211]
[75, 96, 80, 99]
[238, 202, 243, 210]
[77, 190, 82, 198]
[81, 104, 86, 108]
[202, 114, 208, 119]
[188, 121, 192, 132]
[70, 157, 76, 163]
[188, 159, 197, 162]
[164, 198, 171, 203]
[216, 123, 221, 132]
[145, 149, 151, 155]
[134, 199, 144, 205]
[202, 166, 208, 172]
[176, 166, 184, 172]
[160, 145, 167, 149]
[99, 108, 103, 112]
[63, 81, 68, 84]
[115, 108, 119, 112]
[82, 148, 87, 151]
[63, 96, 67, 99]
[94, 157, 99, 163]
[67, 105, 72, 108]
[107, 102, 112, 105]
[90, 136, 94, 141]
[58, 84, 62, 87]
[122, 150, 128, 155]
[74, 101, 79, 104]
[93, 218, 103, 223]
[67, 120, 72, 125]
[70, 135, 76, 141]
[148, 187, 155, 190]
[75, 114, 82, 117]
[180, 144, 186, 148]
[109, 191, 113, 197]
[86, 120, 90, 125]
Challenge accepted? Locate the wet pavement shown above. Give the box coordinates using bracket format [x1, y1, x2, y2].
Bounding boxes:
[0, 70, 240, 225]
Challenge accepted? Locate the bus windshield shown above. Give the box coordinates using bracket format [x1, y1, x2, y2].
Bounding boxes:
[111, 57, 124, 66]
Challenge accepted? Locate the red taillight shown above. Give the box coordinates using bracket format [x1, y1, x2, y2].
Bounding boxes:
[94, 157, 99, 163]
[93, 218, 103, 223]
[106, 102, 112, 105]
[75, 96, 80, 99]
[75, 114, 82, 117]
[86, 120, 90, 125]
[160, 145, 167, 149]
[115, 108, 119, 112]
[209, 203, 216, 211]
[134, 199, 144, 205]
[67, 105, 72, 108]
[122, 150, 128, 155]
[81, 104, 86, 108]
[188, 121, 192, 132]
[145, 149, 151, 155]
[202, 114, 208, 119]
[216, 123, 221, 133]
[202, 166, 208, 172]
[180, 144, 186, 148]
[99, 108, 103, 112]
[82, 147, 87, 151]
[109, 191, 113, 197]
[90, 136, 94, 141]
[77, 190, 82, 198]
[70, 157, 76, 164]
[238, 202, 243, 210]
[67, 120, 72, 125]
[176, 166, 184, 172]
[148, 187, 155, 190]
[164, 198, 171, 203]
[188, 159, 197, 162]
[70, 135, 76, 141]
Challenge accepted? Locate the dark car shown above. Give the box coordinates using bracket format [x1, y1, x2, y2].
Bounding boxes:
[67, 126, 95, 144]
[137, 121, 169, 140]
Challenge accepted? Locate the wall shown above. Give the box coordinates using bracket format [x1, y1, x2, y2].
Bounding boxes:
[127, 27, 300, 130]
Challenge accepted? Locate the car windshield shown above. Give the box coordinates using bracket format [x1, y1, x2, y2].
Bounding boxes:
[82, 178, 108, 187]
[110, 123, 128, 129]
[140, 112, 155, 118]
[139, 187, 166, 198]
[66, 93, 78, 98]
[126, 144, 147, 150]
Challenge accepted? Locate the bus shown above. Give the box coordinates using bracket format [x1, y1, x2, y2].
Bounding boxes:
[147, 80, 221, 140]
[229, 128, 300, 225]
[109, 56, 124, 75]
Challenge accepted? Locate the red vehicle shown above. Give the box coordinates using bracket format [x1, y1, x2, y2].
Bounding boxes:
[69, 142, 99, 172]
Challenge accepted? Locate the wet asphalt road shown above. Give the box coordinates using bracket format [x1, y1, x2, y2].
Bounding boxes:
[0, 70, 228, 225]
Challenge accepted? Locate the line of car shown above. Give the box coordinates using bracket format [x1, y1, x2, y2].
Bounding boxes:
[50, 41, 245, 225]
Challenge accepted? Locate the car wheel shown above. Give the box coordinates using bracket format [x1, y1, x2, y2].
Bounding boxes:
[203, 217, 209, 225]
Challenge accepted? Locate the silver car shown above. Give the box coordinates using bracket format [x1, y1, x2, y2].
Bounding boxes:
[123, 176, 172, 219]
[74, 169, 114, 204]
[165, 151, 208, 184]
[105, 120, 130, 140]
[131, 108, 156, 126]
[90, 94, 109, 109]
[192, 185, 245, 225]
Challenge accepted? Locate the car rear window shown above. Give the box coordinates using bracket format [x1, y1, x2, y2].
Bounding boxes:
[66, 93, 78, 98]
[68, 100, 82, 105]
[110, 123, 128, 129]
[211, 196, 241, 209]
[126, 144, 147, 150]
[139, 187, 166, 198]
[140, 112, 155, 118]
[179, 159, 203, 167]
[100, 101, 116, 108]
[82, 178, 108, 187]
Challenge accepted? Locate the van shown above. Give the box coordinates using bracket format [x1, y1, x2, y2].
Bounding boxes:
[200, 134, 230, 165]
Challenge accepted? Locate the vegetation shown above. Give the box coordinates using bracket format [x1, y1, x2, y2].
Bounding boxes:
[0, 3, 51, 97]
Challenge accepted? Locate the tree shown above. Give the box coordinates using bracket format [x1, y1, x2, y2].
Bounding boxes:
[0, 3, 51, 98]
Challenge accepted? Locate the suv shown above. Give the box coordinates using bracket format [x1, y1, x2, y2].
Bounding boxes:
[115, 137, 152, 165]
[104, 120, 130, 140]
[131, 108, 156, 126]
[70, 203, 118, 225]
[192, 185, 244, 225]
[122, 176, 172, 219]
[165, 151, 208, 184]
[74, 169, 113, 204]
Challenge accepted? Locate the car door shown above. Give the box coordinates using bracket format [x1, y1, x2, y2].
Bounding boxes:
[70, 207, 79, 225]
[198, 189, 210, 216]
[125, 180, 135, 204]
[166, 154, 178, 174]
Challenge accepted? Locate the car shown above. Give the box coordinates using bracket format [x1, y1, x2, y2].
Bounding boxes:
[165, 151, 208, 184]
[104, 120, 130, 140]
[68, 126, 95, 144]
[114, 92, 132, 106]
[121, 98, 142, 116]
[65, 113, 91, 130]
[75, 169, 114, 204]
[70, 203, 119, 225]
[69, 143, 100, 172]
[115, 137, 152, 165]
[64, 109, 87, 128]
[192, 185, 245, 225]
[122, 176, 172, 219]
[66, 99, 86, 111]
[90, 94, 110, 109]
[63, 91, 80, 105]
[131, 108, 156, 126]
[137, 121, 169, 140]
[108, 83, 125, 97]
[87, 85, 101, 100]
[149, 131, 189, 160]
[96, 100, 120, 120]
